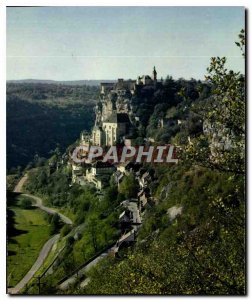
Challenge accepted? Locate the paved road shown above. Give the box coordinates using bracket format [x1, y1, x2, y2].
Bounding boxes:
[59, 245, 116, 290]
[8, 234, 60, 295]
[23, 193, 73, 225]
[13, 173, 73, 225]
[59, 202, 142, 291]
[8, 174, 73, 294]
[13, 173, 28, 193]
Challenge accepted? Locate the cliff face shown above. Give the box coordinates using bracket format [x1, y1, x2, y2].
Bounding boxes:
[97, 68, 160, 127]
[97, 82, 133, 126]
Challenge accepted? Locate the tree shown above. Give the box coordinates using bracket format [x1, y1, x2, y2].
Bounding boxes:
[19, 197, 32, 209]
[60, 224, 71, 237]
[50, 213, 61, 234]
[79, 30, 245, 296]
[184, 29, 245, 174]
[118, 173, 139, 199]
[86, 216, 102, 252]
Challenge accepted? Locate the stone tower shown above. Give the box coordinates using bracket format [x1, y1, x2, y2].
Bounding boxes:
[153, 66, 157, 81]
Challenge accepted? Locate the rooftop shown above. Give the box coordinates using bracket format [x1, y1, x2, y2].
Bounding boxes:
[92, 160, 115, 169]
[103, 113, 130, 124]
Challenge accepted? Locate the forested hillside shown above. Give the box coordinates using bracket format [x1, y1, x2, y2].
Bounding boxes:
[7, 83, 98, 172]
[79, 35, 245, 295]
[21, 59, 244, 294]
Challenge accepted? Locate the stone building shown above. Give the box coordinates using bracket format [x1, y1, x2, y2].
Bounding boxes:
[80, 131, 91, 147]
[71, 67, 162, 188]
[85, 161, 115, 189]
[92, 126, 105, 146]
[91, 67, 160, 147]
[100, 82, 114, 95]
[102, 113, 130, 146]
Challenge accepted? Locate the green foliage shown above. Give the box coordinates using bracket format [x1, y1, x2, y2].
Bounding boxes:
[143, 77, 208, 143]
[235, 29, 245, 57]
[60, 224, 71, 237]
[185, 35, 245, 174]
[66, 235, 75, 246]
[118, 173, 139, 199]
[82, 165, 244, 295]
[7, 83, 98, 171]
[7, 174, 21, 191]
[50, 213, 61, 235]
[19, 197, 33, 209]
[76, 32, 245, 296]
[7, 193, 52, 288]
[26, 166, 71, 206]
[15, 32, 245, 296]
[23, 162, 121, 288]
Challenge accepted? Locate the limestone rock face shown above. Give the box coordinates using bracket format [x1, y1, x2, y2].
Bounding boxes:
[168, 206, 183, 221]
[92, 67, 161, 146]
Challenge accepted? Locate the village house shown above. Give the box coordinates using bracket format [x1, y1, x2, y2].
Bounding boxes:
[137, 187, 151, 210]
[137, 171, 152, 189]
[85, 161, 115, 189]
[80, 131, 91, 147]
[119, 210, 133, 224]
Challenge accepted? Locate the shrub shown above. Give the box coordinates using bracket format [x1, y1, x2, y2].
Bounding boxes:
[60, 224, 71, 237]
[19, 197, 32, 209]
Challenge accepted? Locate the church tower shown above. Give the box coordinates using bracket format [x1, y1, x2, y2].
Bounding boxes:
[153, 66, 157, 82]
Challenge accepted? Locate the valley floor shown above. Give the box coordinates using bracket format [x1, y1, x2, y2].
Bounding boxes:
[7, 197, 52, 288]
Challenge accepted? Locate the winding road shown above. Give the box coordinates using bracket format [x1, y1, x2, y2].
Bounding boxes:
[59, 199, 142, 291]
[59, 245, 116, 290]
[24, 194, 72, 225]
[8, 234, 60, 294]
[8, 173, 73, 294]
[13, 174, 72, 225]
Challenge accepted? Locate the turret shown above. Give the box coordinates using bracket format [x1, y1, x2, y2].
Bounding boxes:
[153, 66, 157, 81]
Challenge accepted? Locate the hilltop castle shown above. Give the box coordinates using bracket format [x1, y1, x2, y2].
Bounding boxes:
[72, 67, 161, 189]
[82, 67, 160, 147]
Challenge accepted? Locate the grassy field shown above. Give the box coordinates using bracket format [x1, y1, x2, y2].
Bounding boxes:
[7, 194, 52, 288]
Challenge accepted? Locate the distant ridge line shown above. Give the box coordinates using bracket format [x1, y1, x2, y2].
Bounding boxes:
[7, 79, 117, 86]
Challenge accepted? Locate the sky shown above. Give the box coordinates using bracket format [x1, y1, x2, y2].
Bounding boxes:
[6, 6, 245, 81]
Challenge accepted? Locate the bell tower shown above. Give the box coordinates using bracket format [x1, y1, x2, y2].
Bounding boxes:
[153, 66, 157, 81]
